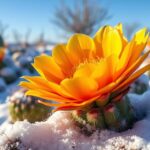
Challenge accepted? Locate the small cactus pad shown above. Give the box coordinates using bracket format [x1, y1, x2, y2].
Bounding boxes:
[8, 88, 51, 123]
[72, 96, 136, 133]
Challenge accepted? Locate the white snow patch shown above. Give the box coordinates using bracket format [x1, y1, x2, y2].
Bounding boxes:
[0, 104, 8, 124]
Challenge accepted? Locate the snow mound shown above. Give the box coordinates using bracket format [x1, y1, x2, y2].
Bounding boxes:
[1, 91, 150, 149]
[0, 104, 8, 124]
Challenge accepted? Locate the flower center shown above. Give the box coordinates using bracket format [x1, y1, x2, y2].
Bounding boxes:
[71, 58, 105, 78]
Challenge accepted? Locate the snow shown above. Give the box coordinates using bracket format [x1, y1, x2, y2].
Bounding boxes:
[0, 90, 150, 149]
[0, 104, 8, 124]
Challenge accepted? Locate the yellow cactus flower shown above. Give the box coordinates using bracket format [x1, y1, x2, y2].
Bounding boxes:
[20, 24, 150, 111]
[0, 47, 5, 62]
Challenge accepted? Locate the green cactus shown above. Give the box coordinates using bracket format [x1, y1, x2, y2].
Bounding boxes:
[72, 96, 136, 133]
[8, 89, 51, 123]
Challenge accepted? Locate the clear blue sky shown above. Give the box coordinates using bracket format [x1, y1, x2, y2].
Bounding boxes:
[0, 0, 149, 42]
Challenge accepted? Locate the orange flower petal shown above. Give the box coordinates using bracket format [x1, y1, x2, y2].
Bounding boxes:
[19, 24, 150, 111]
[102, 27, 122, 57]
[128, 28, 149, 66]
[21, 76, 54, 91]
[21, 76, 77, 100]
[114, 41, 134, 80]
[54, 95, 101, 111]
[73, 62, 96, 78]
[96, 82, 116, 96]
[25, 89, 76, 103]
[92, 55, 118, 87]
[52, 44, 73, 75]
[91, 59, 111, 87]
[116, 50, 150, 84]
[61, 77, 98, 100]
[115, 23, 128, 52]
[32, 55, 65, 83]
[114, 64, 150, 91]
[67, 34, 95, 65]
[94, 26, 107, 57]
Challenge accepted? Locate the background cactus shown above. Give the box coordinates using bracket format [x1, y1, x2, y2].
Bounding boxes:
[0, 35, 5, 66]
[8, 88, 51, 123]
[0, 35, 4, 47]
[0, 55, 22, 84]
[130, 75, 149, 94]
[72, 96, 136, 133]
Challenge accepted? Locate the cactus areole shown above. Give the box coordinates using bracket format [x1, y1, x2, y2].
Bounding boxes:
[20, 23, 150, 133]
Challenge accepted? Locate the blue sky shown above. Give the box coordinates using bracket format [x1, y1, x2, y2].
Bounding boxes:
[0, 0, 149, 42]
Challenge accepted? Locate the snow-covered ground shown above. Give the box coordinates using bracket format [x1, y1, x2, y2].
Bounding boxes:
[0, 70, 150, 149]
[0, 89, 150, 149]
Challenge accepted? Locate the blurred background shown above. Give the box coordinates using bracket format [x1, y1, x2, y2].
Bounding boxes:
[1, 0, 150, 48]
[0, 0, 150, 103]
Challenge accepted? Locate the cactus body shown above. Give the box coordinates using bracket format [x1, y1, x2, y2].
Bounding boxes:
[0, 35, 4, 47]
[0, 67, 17, 83]
[8, 89, 51, 123]
[72, 96, 136, 133]
[130, 75, 149, 94]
